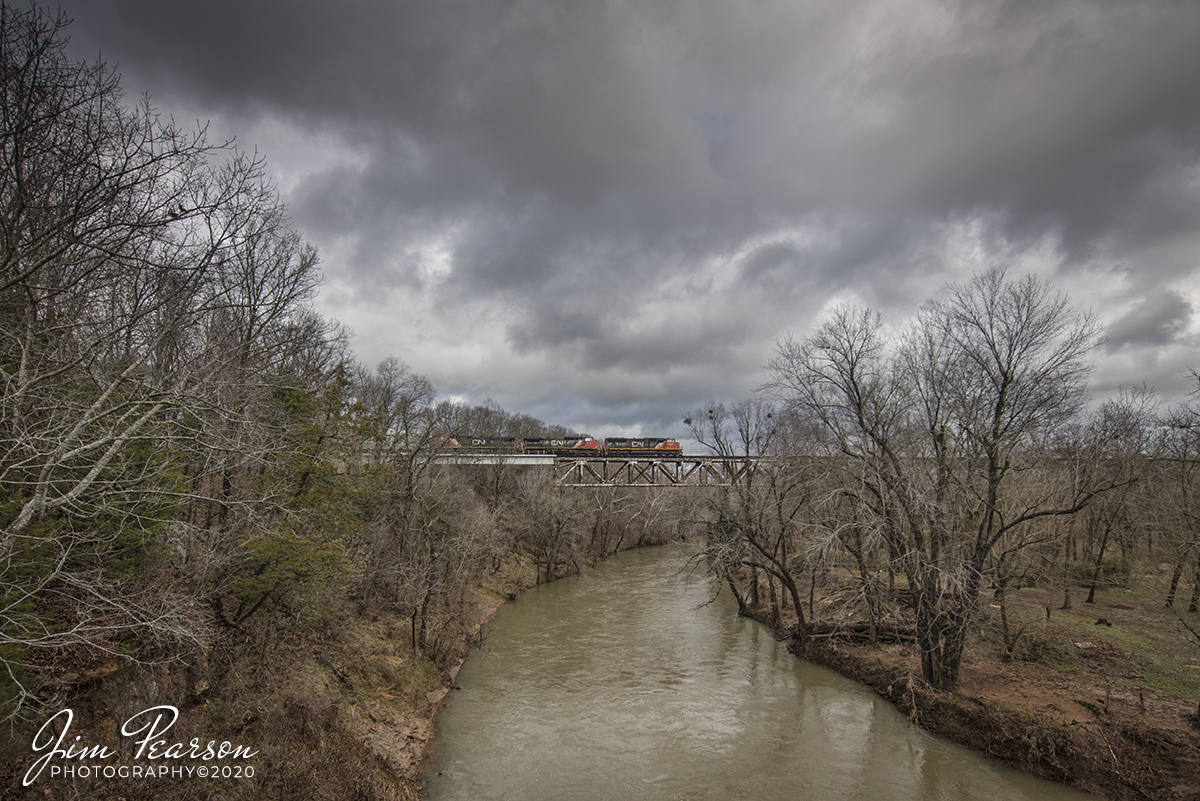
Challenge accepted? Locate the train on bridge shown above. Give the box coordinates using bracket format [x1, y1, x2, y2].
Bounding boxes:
[438, 435, 682, 457]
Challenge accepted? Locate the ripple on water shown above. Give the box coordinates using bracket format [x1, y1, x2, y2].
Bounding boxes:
[428, 546, 1100, 801]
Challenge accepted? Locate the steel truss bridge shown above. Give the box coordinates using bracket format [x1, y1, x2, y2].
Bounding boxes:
[432, 453, 760, 488]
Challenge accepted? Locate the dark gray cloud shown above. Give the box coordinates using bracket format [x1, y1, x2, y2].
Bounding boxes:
[63, 0, 1200, 434]
[1104, 290, 1193, 353]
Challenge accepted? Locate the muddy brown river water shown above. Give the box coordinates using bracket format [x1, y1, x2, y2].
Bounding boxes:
[426, 546, 1099, 800]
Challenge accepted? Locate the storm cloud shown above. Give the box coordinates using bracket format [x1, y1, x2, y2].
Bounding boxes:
[65, 0, 1200, 435]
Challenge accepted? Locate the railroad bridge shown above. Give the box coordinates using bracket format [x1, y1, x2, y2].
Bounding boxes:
[432, 453, 761, 488]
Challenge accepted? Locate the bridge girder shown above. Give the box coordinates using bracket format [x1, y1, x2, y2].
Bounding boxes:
[552, 456, 759, 488]
[430, 453, 763, 487]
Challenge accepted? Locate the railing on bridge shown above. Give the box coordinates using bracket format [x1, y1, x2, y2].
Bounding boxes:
[432, 453, 557, 466]
[431, 452, 762, 487]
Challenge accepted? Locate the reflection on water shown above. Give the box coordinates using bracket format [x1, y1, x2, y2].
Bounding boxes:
[426, 546, 1098, 801]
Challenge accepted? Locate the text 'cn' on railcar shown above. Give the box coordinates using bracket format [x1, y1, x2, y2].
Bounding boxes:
[602, 437, 682, 455]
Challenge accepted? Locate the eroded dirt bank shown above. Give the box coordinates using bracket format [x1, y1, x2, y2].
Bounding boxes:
[417, 558, 1200, 801]
[1, 565, 529, 801]
[415, 565, 1200, 801]
[802, 642, 1196, 801]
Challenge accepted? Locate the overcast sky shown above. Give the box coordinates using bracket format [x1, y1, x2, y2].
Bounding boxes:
[64, 0, 1200, 438]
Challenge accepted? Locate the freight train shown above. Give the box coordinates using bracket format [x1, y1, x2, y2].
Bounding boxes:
[438, 435, 682, 456]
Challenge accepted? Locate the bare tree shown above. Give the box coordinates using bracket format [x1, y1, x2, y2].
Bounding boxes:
[686, 400, 814, 639]
[508, 472, 586, 584]
[0, 5, 336, 718]
[766, 270, 1108, 689]
[1070, 387, 1159, 604]
[351, 357, 449, 522]
[1157, 398, 1200, 609]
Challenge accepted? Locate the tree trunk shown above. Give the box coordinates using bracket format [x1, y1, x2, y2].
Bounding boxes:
[1188, 550, 1200, 613]
[1167, 558, 1185, 608]
[1086, 522, 1111, 604]
[725, 574, 748, 616]
[1063, 542, 1074, 610]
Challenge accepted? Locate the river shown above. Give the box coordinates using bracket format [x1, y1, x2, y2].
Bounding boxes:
[426, 546, 1098, 800]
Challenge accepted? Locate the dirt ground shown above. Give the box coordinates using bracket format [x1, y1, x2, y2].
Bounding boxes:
[793, 584, 1200, 801]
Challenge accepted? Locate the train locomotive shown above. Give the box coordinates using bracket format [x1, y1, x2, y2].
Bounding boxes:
[439, 435, 682, 457]
[600, 437, 682, 456]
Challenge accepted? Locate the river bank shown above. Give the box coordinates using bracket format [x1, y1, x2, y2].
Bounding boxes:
[8, 544, 1193, 801]
[0, 556, 536, 801]
[424, 546, 1113, 801]
[748, 599, 1200, 801]
[418, 551, 1200, 801]
[801, 640, 1198, 801]
[422, 553, 1200, 800]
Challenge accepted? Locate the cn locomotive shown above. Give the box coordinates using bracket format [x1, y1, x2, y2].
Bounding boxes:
[439, 435, 682, 456]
